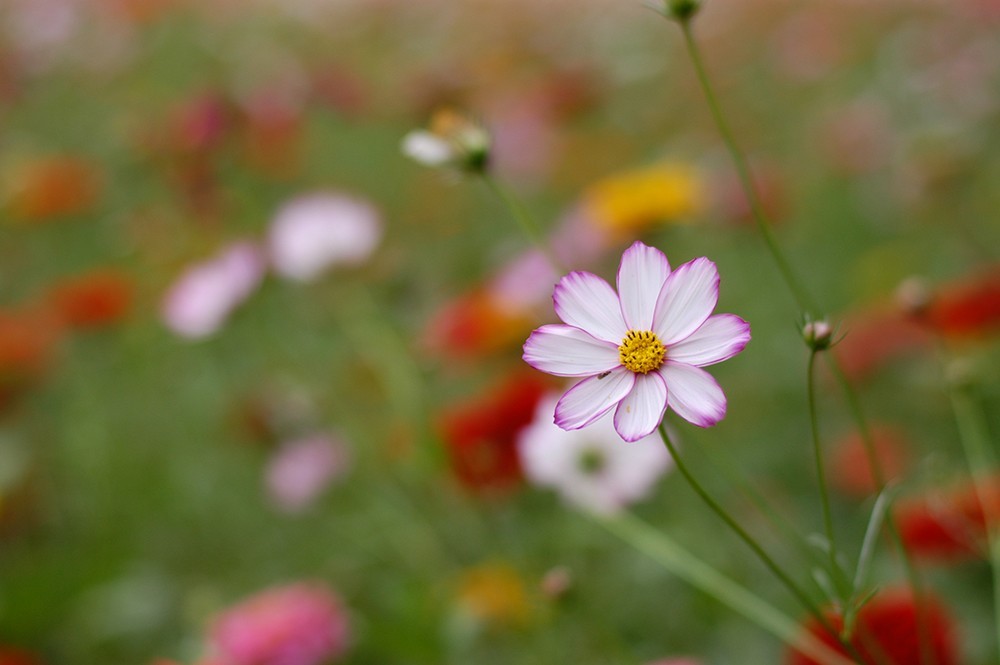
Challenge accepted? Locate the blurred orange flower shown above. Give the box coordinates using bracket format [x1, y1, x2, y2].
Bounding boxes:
[423, 288, 535, 359]
[5, 156, 102, 223]
[0, 308, 62, 411]
[456, 562, 532, 628]
[47, 268, 133, 329]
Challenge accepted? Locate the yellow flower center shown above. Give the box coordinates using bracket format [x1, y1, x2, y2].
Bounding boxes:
[618, 330, 666, 374]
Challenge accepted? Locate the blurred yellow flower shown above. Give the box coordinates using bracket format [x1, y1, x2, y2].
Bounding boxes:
[455, 562, 532, 627]
[583, 162, 704, 235]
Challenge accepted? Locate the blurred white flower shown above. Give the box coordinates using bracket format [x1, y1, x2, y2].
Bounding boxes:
[161, 241, 265, 340]
[268, 193, 382, 282]
[266, 434, 351, 514]
[401, 131, 454, 167]
[518, 393, 672, 515]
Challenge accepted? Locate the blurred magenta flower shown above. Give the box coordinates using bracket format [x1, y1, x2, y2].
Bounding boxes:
[161, 242, 265, 339]
[265, 434, 351, 514]
[210, 583, 350, 665]
[268, 194, 382, 282]
[518, 393, 672, 514]
[523, 241, 750, 442]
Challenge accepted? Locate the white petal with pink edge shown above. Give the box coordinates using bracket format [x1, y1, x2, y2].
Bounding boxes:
[523, 325, 621, 377]
[555, 369, 635, 430]
[617, 241, 671, 331]
[613, 372, 669, 442]
[667, 314, 751, 367]
[554, 271, 628, 344]
[659, 361, 727, 427]
[652, 258, 720, 345]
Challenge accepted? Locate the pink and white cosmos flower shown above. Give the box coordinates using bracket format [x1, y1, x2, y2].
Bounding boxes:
[523, 241, 750, 442]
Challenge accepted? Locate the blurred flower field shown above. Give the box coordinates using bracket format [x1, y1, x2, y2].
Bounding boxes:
[1, 0, 1000, 664]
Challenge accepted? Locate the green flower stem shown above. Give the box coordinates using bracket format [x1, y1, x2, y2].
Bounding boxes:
[657, 425, 860, 660]
[808, 351, 840, 586]
[700, 436, 826, 576]
[674, 16, 932, 662]
[597, 511, 855, 665]
[949, 371, 1000, 659]
[481, 173, 566, 274]
[677, 18, 817, 315]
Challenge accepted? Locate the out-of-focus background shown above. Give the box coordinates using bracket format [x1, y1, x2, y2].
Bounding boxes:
[1, 0, 999, 663]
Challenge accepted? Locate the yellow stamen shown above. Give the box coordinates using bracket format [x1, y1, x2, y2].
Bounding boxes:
[618, 330, 666, 374]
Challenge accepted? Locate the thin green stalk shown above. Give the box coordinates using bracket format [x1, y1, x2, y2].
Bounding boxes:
[673, 16, 932, 662]
[597, 512, 856, 665]
[700, 435, 827, 578]
[808, 351, 840, 589]
[481, 174, 566, 274]
[658, 425, 860, 659]
[950, 375, 1000, 658]
[677, 18, 817, 315]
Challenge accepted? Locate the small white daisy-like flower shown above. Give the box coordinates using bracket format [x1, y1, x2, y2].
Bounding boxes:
[268, 193, 382, 282]
[523, 241, 750, 442]
[518, 394, 672, 514]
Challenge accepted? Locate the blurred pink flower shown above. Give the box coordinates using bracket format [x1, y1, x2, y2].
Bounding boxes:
[268, 194, 382, 282]
[161, 242, 265, 339]
[211, 583, 350, 665]
[518, 393, 672, 514]
[265, 435, 351, 513]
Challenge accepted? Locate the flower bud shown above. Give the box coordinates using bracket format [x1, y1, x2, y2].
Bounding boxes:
[666, 0, 701, 21]
[802, 319, 834, 351]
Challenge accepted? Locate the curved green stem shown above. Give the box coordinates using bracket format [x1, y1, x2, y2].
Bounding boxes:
[597, 512, 855, 665]
[677, 18, 817, 315]
[808, 351, 840, 585]
[481, 174, 566, 274]
[658, 425, 860, 659]
[673, 15, 931, 662]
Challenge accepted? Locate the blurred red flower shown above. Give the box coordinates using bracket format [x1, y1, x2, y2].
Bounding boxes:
[832, 307, 932, 382]
[0, 647, 43, 665]
[895, 475, 1000, 563]
[0, 308, 61, 411]
[438, 371, 549, 492]
[5, 156, 102, 223]
[830, 425, 911, 498]
[47, 268, 133, 329]
[915, 267, 1000, 340]
[786, 587, 958, 665]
